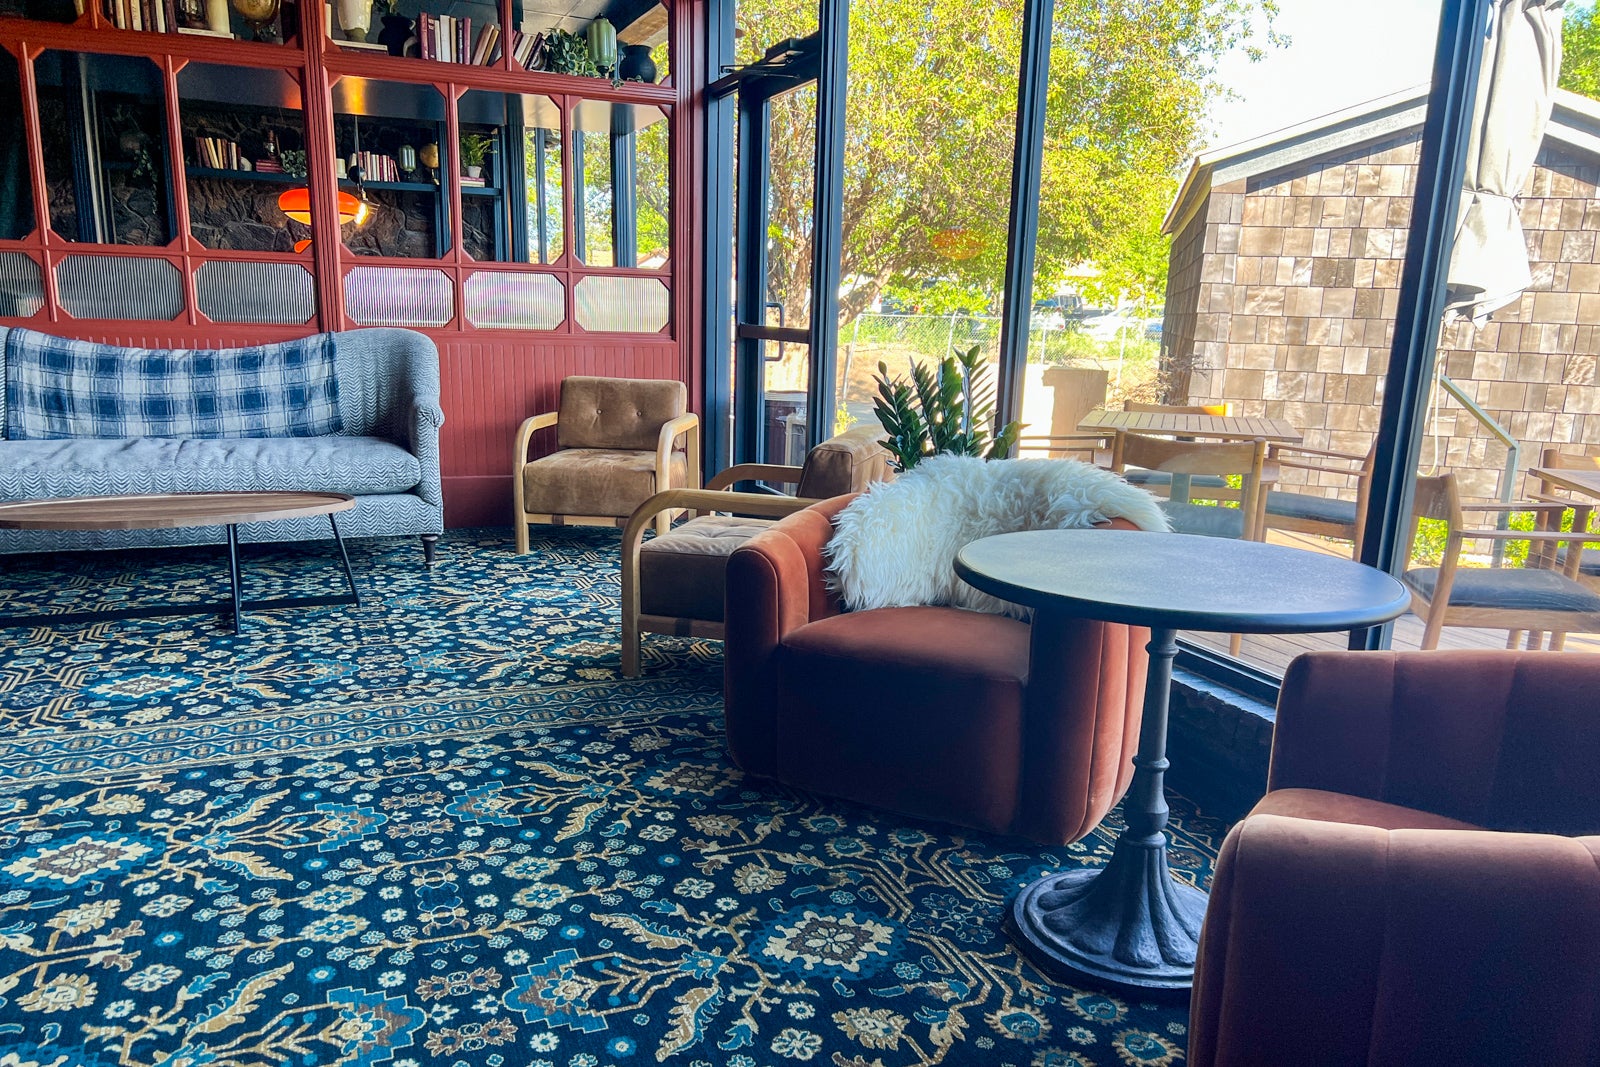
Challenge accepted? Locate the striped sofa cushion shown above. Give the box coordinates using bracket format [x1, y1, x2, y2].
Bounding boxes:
[4, 328, 342, 440]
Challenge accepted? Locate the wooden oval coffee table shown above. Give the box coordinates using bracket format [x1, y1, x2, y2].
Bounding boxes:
[0, 491, 359, 633]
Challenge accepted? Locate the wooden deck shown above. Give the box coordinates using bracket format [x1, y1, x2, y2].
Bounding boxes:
[1183, 529, 1600, 676]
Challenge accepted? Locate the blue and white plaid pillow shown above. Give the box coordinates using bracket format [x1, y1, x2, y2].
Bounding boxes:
[4, 329, 342, 440]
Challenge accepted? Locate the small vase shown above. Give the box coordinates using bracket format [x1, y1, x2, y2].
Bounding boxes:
[586, 17, 616, 74]
[464, 165, 482, 179]
[618, 43, 656, 83]
[377, 13, 413, 55]
[336, 0, 371, 40]
[204, 0, 230, 33]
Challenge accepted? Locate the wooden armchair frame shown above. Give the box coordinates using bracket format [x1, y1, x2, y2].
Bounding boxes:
[513, 408, 701, 554]
[618, 462, 821, 678]
[1405, 473, 1600, 650]
[1261, 442, 1375, 556]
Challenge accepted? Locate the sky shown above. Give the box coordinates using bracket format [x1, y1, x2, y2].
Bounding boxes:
[1203, 0, 1446, 151]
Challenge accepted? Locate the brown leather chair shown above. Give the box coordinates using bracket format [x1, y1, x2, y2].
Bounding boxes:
[513, 376, 699, 554]
[619, 425, 891, 677]
[723, 496, 1150, 845]
[1190, 650, 1600, 1067]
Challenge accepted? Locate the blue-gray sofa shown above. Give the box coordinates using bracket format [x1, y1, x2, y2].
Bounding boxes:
[0, 327, 445, 561]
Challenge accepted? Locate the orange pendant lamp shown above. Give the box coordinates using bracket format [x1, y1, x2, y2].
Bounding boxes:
[278, 187, 370, 253]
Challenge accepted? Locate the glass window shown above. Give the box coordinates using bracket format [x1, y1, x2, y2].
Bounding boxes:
[571, 100, 667, 268]
[0, 253, 45, 317]
[57, 254, 181, 320]
[0, 53, 36, 242]
[345, 265, 452, 326]
[574, 275, 667, 333]
[35, 51, 174, 246]
[465, 269, 562, 329]
[178, 63, 307, 252]
[456, 90, 561, 264]
[330, 77, 448, 259]
[196, 260, 314, 324]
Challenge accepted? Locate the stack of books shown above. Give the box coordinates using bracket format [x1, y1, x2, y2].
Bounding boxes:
[417, 13, 500, 64]
[350, 151, 400, 183]
[460, 174, 487, 187]
[195, 136, 244, 170]
[102, 0, 177, 32]
[508, 29, 545, 70]
[255, 157, 286, 174]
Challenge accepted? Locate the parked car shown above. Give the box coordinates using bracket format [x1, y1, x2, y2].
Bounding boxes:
[1080, 312, 1140, 341]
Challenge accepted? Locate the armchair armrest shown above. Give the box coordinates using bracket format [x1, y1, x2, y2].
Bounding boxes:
[407, 399, 446, 509]
[513, 411, 559, 465]
[1191, 813, 1600, 1067]
[705, 463, 806, 491]
[1270, 651, 1600, 826]
[656, 412, 702, 491]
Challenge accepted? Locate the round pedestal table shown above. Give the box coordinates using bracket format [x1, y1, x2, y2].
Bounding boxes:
[955, 529, 1410, 990]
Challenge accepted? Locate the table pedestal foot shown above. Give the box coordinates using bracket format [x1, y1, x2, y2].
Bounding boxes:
[1011, 832, 1207, 989]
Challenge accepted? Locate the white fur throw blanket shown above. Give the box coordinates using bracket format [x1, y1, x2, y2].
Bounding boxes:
[825, 455, 1170, 618]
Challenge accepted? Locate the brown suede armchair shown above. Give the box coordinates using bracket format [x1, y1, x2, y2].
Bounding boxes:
[723, 495, 1150, 845]
[1190, 650, 1600, 1067]
[619, 425, 891, 678]
[513, 376, 699, 554]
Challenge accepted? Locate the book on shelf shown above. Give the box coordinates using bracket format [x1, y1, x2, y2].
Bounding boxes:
[104, 0, 172, 32]
[509, 29, 544, 70]
[194, 136, 249, 172]
[413, 11, 500, 64]
[459, 174, 486, 187]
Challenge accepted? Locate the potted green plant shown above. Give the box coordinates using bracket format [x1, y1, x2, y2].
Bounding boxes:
[871, 344, 1022, 472]
[458, 133, 496, 180]
[543, 28, 599, 76]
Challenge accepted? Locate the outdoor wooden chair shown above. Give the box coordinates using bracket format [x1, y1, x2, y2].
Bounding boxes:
[1115, 401, 1237, 487]
[1260, 441, 1376, 557]
[1528, 448, 1600, 590]
[1402, 473, 1600, 650]
[1110, 431, 1273, 541]
[1016, 433, 1108, 463]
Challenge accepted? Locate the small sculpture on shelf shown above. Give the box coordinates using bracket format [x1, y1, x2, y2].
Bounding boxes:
[397, 144, 417, 179]
[375, 0, 414, 56]
[231, 0, 280, 40]
[418, 142, 440, 184]
[586, 16, 617, 78]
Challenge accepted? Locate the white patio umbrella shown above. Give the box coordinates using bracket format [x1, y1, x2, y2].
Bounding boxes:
[1443, 0, 1565, 325]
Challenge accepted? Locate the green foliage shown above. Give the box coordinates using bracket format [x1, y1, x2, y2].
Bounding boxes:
[738, 0, 1279, 324]
[458, 133, 496, 169]
[1562, 3, 1600, 99]
[544, 30, 600, 77]
[871, 344, 1022, 471]
[880, 280, 994, 316]
[278, 149, 307, 179]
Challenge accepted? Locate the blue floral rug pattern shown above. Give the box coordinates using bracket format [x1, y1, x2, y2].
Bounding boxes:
[0, 530, 1220, 1067]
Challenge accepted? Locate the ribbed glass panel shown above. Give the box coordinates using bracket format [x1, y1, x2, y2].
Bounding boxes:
[464, 271, 563, 330]
[196, 260, 315, 325]
[57, 255, 182, 320]
[0, 253, 45, 317]
[343, 267, 453, 327]
[574, 275, 669, 333]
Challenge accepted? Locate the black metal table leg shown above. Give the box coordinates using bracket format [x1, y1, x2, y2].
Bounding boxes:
[1008, 624, 1208, 989]
[226, 524, 244, 633]
[329, 513, 360, 607]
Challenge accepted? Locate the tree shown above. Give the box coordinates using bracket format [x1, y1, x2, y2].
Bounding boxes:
[736, 0, 1277, 336]
[1561, 3, 1600, 99]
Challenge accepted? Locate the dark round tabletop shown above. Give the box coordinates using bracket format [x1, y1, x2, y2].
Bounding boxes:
[954, 529, 1411, 634]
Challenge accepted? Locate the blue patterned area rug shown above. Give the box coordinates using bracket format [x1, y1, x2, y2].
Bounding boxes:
[0, 529, 1223, 1067]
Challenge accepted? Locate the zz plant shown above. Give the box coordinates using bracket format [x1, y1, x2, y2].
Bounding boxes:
[871, 344, 1022, 472]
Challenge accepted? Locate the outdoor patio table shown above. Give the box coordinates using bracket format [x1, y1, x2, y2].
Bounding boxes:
[1077, 408, 1303, 442]
[1531, 465, 1600, 502]
[954, 529, 1409, 990]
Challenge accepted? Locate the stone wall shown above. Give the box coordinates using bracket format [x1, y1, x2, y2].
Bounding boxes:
[1173, 131, 1600, 502]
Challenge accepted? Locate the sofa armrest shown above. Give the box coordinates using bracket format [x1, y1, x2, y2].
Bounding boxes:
[1191, 813, 1600, 1067]
[408, 398, 446, 508]
[1270, 650, 1600, 832]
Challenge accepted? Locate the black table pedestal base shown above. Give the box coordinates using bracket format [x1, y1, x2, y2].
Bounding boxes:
[1011, 831, 1208, 989]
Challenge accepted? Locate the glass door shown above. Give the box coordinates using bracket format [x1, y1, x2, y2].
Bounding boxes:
[731, 38, 822, 467]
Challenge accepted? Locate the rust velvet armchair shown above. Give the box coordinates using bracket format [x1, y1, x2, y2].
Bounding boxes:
[722, 495, 1150, 845]
[1189, 650, 1600, 1067]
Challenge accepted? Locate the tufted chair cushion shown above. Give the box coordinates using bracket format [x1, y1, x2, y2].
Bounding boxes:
[556, 376, 687, 452]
